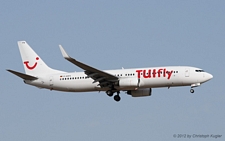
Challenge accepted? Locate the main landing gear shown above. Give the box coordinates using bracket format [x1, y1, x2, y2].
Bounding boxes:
[106, 90, 121, 102]
[106, 90, 114, 97]
[114, 92, 121, 102]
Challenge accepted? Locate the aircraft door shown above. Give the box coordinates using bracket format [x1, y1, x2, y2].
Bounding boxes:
[185, 68, 190, 77]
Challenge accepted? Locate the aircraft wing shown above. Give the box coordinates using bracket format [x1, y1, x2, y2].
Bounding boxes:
[7, 69, 38, 80]
[59, 45, 118, 87]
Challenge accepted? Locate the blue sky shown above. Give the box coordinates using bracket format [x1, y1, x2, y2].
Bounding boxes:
[1, 1, 225, 140]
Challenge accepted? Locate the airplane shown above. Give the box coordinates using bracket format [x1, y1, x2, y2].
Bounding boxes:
[7, 41, 213, 102]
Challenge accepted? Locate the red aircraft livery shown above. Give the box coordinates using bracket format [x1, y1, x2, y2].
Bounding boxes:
[136, 68, 173, 79]
[24, 57, 39, 70]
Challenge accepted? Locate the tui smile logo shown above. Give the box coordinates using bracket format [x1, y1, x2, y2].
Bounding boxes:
[24, 57, 39, 70]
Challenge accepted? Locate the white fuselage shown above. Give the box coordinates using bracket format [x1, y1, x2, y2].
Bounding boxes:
[25, 66, 213, 92]
[7, 41, 213, 102]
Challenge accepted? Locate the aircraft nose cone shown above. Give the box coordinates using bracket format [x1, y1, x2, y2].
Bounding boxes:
[207, 73, 213, 80]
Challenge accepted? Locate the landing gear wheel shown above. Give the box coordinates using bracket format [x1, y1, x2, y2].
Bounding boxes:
[190, 89, 194, 93]
[106, 90, 114, 97]
[114, 95, 121, 102]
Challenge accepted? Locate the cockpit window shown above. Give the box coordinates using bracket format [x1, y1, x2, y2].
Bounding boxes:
[195, 70, 204, 72]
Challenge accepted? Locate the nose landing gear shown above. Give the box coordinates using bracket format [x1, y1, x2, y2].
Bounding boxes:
[190, 83, 201, 93]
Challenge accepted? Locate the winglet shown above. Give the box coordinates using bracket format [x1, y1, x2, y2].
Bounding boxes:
[59, 45, 70, 59]
[58, 45, 118, 81]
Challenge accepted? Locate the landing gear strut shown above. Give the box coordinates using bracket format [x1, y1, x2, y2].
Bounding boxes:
[190, 89, 194, 93]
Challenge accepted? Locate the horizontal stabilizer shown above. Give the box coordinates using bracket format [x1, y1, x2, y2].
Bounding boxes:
[7, 69, 38, 80]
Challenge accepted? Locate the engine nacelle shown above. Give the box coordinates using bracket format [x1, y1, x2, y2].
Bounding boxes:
[119, 78, 139, 88]
[127, 88, 152, 97]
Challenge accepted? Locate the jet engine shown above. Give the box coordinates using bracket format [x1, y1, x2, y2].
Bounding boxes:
[127, 88, 152, 97]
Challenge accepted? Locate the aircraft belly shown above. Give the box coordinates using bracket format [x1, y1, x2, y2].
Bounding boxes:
[53, 80, 97, 92]
[139, 76, 183, 88]
[140, 78, 167, 88]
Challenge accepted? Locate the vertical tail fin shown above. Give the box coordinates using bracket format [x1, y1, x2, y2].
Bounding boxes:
[18, 41, 64, 76]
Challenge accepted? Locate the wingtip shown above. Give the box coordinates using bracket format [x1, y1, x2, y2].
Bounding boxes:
[6, 69, 12, 72]
[59, 45, 70, 59]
